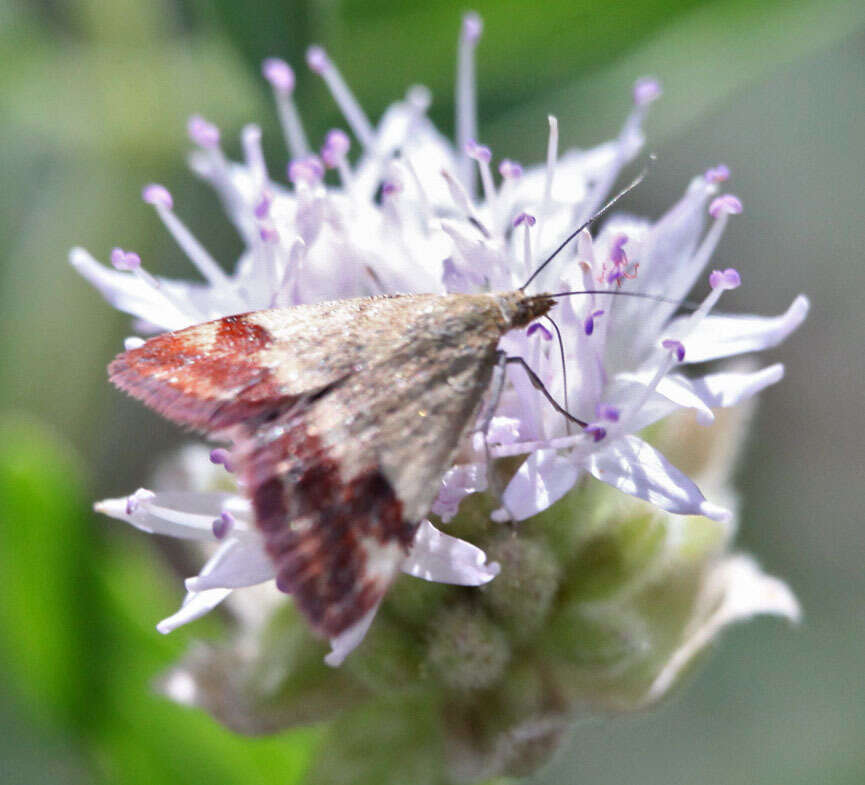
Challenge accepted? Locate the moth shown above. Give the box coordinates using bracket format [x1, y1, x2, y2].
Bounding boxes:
[109, 175, 645, 650]
[110, 290, 564, 645]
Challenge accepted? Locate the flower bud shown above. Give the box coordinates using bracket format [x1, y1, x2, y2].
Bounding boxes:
[425, 604, 510, 691]
[482, 536, 560, 638]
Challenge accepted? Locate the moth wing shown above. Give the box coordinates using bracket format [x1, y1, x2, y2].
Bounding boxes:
[108, 294, 449, 430]
[109, 290, 511, 644]
[240, 310, 504, 640]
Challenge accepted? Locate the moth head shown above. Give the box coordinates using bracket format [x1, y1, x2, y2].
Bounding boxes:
[504, 292, 556, 329]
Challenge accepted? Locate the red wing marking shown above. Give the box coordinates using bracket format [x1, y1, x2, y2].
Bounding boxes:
[245, 410, 416, 637]
[109, 315, 291, 430]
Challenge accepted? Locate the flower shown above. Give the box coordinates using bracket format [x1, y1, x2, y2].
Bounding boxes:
[95, 452, 499, 666]
[73, 12, 806, 775]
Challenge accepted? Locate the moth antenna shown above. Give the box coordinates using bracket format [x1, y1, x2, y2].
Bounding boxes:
[547, 289, 700, 311]
[542, 314, 572, 435]
[520, 157, 654, 292]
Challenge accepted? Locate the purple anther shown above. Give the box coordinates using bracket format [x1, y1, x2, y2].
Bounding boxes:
[513, 212, 536, 228]
[709, 267, 742, 290]
[381, 180, 402, 197]
[142, 183, 173, 209]
[704, 164, 731, 184]
[212, 511, 235, 540]
[465, 139, 492, 163]
[462, 12, 483, 42]
[321, 128, 350, 168]
[498, 159, 523, 179]
[209, 447, 233, 473]
[187, 115, 220, 149]
[254, 191, 273, 219]
[584, 425, 607, 443]
[288, 155, 324, 185]
[633, 77, 662, 106]
[609, 233, 629, 264]
[259, 226, 280, 243]
[597, 404, 620, 422]
[125, 488, 155, 515]
[262, 57, 295, 93]
[662, 339, 686, 362]
[709, 194, 743, 218]
[583, 309, 604, 335]
[306, 45, 328, 74]
[606, 268, 624, 284]
[307, 156, 325, 179]
[527, 322, 553, 340]
[110, 247, 141, 271]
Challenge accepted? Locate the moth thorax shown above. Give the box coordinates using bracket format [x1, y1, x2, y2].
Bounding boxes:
[499, 292, 556, 329]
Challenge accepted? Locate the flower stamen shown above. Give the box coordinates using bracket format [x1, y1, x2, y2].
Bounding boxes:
[212, 511, 235, 540]
[209, 448, 234, 473]
[307, 46, 375, 150]
[514, 212, 536, 274]
[466, 139, 496, 206]
[142, 184, 232, 288]
[262, 57, 311, 158]
[457, 12, 483, 192]
[242, 125, 269, 190]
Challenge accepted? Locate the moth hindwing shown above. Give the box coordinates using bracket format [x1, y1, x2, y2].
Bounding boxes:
[110, 291, 554, 640]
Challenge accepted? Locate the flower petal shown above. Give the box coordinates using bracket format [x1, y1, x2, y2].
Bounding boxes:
[156, 587, 232, 633]
[185, 537, 275, 592]
[485, 416, 522, 446]
[668, 295, 809, 363]
[587, 435, 730, 521]
[661, 364, 785, 425]
[69, 247, 194, 331]
[501, 450, 581, 521]
[643, 554, 800, 703]
[611, 374, 705, 429]
[95, 491, 246, 540]
[401, 520, 499, 585]
[431, 463, 487, 523]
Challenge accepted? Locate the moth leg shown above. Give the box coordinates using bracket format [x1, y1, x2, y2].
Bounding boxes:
[505, 356, 587, 429]
[473, 351, 517, 523]
[476, 350, 509, 441]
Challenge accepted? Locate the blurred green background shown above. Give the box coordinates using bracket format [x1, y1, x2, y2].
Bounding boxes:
[0, 0, 863, 783]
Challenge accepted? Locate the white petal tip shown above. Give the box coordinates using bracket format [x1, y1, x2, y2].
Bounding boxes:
[156, 621, 173, 635]
[782, 597, 803, 625]
[719, 556, 803, 625]
[700, 502, 732, 522]
[485, 561, 501, 580]
[323, 651, 344, 668]
[790, 294, 810, 320]
[68, 246, 89, 265]
[124, 336, 146, 350]
[696, 411, 716, 426]
[160, 670, 199, 706]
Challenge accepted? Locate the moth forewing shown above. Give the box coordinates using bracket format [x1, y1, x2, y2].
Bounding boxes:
[109, 290, 555, 641]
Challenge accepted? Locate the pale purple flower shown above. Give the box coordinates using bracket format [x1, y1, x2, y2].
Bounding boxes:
[75, 12, 807, 664]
